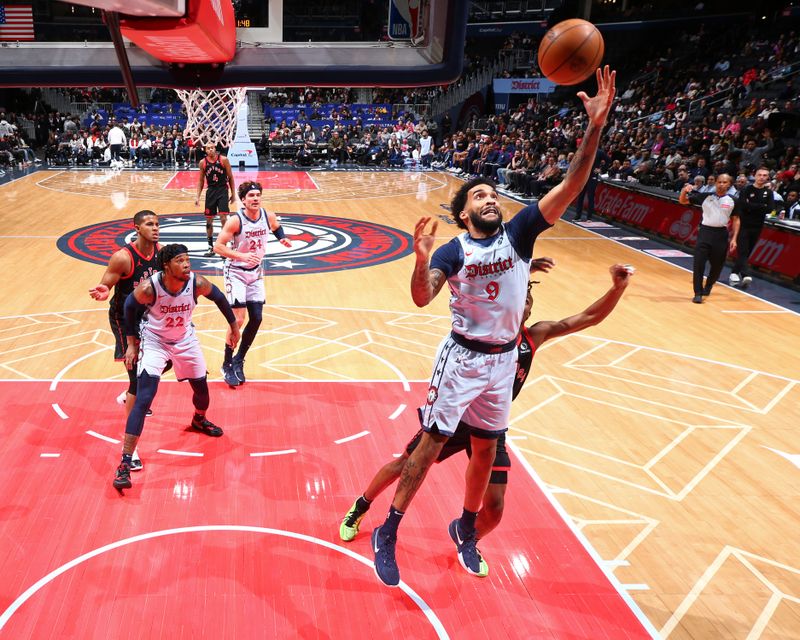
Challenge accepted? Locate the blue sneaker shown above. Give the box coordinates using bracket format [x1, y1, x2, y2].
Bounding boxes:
[371, 526, 400, 587]
[221, 362, 240, 387]
[448, 519, 489, 577]
[232, 356, 246, 384]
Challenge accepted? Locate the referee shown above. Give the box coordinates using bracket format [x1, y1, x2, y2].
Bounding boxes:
[679, 174, 740, 304]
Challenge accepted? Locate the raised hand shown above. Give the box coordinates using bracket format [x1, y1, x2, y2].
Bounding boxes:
[610, 263, 634, 288]
[413, 217, 438, 261]
[577, 65, 616, 127]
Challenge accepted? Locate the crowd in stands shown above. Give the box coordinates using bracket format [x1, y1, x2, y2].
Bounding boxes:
[430, 23, 799, 219]
[0, 17, 797, 221]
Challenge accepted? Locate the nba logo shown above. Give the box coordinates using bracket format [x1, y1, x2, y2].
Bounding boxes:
[388, 0, 421, 41]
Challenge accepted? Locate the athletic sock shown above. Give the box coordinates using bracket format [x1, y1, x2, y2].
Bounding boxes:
[354, 495, 372, 516]
[121, 453, 133, 466]
[382, 506, 404, 536]
[224, 345, 234, 365]
[460, 508, 478, 533]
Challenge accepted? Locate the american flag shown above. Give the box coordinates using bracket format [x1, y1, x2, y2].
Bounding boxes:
[0, 4, 35, 41]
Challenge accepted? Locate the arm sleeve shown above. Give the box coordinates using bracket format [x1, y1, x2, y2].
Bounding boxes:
[429, 238, 463, 278]
[504, 203, 553, 261]
[206, 284, 236, 324]
[123, 293, 146, 335]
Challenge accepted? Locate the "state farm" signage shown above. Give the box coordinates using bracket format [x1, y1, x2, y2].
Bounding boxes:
[593, 181, 800, 283]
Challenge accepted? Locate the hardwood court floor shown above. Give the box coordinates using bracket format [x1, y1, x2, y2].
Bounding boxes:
[0, 168, 799, 639]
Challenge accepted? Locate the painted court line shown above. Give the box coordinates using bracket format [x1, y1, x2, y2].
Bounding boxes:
[86, 430, 120, 444]
[249, 449, 297, 457]
[334, 430, 370, 444]
[389, 404, 407, 420]
[51, 403, 68, 420]
[157, 449, 204, 457]
[39, 453, 60, 458]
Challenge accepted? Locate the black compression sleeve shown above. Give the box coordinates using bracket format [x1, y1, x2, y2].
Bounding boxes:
[206, 284, 236, 324]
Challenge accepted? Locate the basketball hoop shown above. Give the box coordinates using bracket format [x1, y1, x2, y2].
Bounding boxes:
[176, 87, 248, 149]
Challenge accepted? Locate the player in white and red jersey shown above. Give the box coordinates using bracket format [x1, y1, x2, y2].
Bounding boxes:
[340, 261, 633, 550]
[112, 244, 240, 491]
[214, 180, 291, 387]
[370, 66, 617, 587]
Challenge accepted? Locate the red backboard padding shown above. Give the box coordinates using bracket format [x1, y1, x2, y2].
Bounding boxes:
[120, 0, 236, 64]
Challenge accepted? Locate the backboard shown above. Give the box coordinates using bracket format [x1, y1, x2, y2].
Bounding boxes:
[0, 0, 467, 89]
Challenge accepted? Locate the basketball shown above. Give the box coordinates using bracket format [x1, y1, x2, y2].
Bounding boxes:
[537, 19, 604, 86]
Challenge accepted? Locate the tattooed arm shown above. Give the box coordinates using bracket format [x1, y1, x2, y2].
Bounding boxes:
[410, 217, 448, 307]
[539, 66, 616, 224]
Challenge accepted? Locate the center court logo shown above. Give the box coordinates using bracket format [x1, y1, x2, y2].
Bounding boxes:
[58, 213, 413, 276]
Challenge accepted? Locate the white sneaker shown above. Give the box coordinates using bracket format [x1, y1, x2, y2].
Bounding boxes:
[116, 390, 127, 405]
[741, 276, 752, 288]
[131, 449, 143, 472]
[728, 273, 741, 285]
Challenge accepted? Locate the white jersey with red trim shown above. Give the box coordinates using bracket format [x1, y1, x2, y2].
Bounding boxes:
[227, 207, 270, 270]
[140, 272, 197, 344]
[449, 229, 529, 344]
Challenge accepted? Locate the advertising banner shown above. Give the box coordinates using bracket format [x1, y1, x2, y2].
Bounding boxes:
[594, 181, 800, 281]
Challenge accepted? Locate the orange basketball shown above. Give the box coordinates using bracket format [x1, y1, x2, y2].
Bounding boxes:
[537, 19, 604, 86]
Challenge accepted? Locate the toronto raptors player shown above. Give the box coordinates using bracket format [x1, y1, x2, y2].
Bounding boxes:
[89, 209, 160, 471]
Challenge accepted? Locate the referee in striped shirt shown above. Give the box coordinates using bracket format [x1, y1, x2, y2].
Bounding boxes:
[679, 174, 740, 303]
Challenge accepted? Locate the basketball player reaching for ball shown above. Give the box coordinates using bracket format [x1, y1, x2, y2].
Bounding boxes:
[341, 261, 633, 555]
[195, 143, 236, 257]
[112, 244, 240, 491]
[89, 210, 161, 472]
[369, 66, 616, 587]
[213, 181, 292, 387]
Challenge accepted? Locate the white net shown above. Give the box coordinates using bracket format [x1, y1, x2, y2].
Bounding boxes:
[176, 87, 248, 149]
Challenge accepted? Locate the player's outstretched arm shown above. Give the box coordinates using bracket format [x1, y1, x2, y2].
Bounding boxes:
[196, 275, 241, 348]
[410, 216, 446, 307]
[538, 66, 616, 225]
[89, 249, 131, 300]
[529, 263, 632, 345]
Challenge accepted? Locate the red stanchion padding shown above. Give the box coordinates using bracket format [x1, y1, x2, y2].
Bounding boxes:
[120, 0, 236, 64]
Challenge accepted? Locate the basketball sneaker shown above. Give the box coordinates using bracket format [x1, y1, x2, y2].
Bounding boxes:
[728, 272, 741, 286]
[339, 500, 365, 541]
[190, 415, 224, 437]
[113, 462, 132, 490]
[371, 526, 400, 587]
[742, 276, 752, 288]
[232, 356, 246, 384]
[221, 362, 240, 387]
[204, 248, 215, 257]
[130, 449, 143, 472]
[448, 519, 489, 577]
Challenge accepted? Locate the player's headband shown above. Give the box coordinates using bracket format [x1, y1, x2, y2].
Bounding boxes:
[158, 243, 189, 269]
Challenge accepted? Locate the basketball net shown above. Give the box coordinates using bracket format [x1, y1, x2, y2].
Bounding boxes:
[176, 87, 248, 149]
